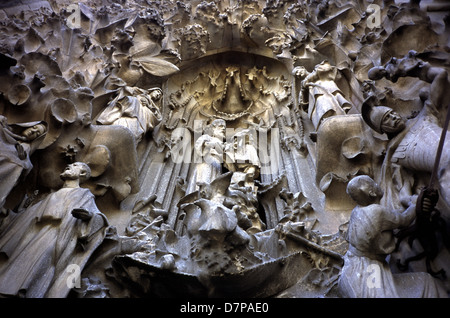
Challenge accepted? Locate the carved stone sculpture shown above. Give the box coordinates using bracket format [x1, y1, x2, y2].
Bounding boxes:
[0, 162, 109, 298]
[0, 0, 448, 299]
[193, 119, 226, 190]
[338, 175, 447, 298]
[96, 86, 163, 144]
[301, 61, 353, 130]
[365, 53, 450, 210]
[0, 116, 47, 209]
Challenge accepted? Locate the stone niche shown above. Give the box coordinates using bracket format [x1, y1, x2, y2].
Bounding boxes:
[0, 0, 449, 298]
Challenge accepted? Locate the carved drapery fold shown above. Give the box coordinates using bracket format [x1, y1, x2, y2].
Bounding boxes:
[0, 0, 448, 298]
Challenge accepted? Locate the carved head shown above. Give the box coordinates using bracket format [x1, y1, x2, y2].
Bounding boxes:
[170, 127, 186, 147]
[346, 175, 383, 206]
[315, 60, 333, 73]
[292, 66, 309, 79]
[380, 109, 406, 134]
[60, 162, 91, 183]
[22, 123, 47, 141]
[209, 119, 226, 138]
[362, 95, 405, 135]
[149, 88, 163, 101]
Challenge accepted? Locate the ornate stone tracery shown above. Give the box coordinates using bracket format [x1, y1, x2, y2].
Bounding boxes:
[0, 0, 449, 298]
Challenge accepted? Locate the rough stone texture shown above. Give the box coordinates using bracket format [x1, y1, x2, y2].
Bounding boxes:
[0, 0, 448, 298]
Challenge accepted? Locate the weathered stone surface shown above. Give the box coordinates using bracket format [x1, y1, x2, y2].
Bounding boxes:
[0, 0, 448, 298]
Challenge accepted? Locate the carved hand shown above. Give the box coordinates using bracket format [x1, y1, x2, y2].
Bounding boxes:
[15, 143, 26, 160]
[419, 188, 439, 215]
[72, 208, 93, 221]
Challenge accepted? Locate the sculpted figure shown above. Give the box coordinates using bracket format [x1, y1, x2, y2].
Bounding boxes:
[292, 65, 310, 108]
[0, 162, 109, 298]
[365, 53, 450, 281]
[338, 175, 447, 298]
[368, 50, 449, 113]
[221, 128, 265, 233]
[367, 52, 449, 192]
[179, 172, 257, 276]
[96, 86, 163, 143]
[0, 116, 47, 209]
[301, 61, 353, 130]
[362, 85, 449, 210]
[194, 119, 226, 189]
[224, 128, 260, 185]
[224, 172, 266, 234]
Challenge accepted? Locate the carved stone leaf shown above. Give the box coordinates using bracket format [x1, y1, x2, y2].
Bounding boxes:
[20, 52, 62, 78]
[133, 56, 180, 77]
[50, 98, 77, 123]
[23, 28, 44, 54]
[129, 43, 161, 59]
[7, 84, 31, 105]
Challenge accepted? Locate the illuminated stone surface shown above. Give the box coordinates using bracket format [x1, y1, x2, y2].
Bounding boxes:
[0, 0, 448, 298]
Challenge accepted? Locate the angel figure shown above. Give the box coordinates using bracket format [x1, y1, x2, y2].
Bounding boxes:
[97, 86, 163, 144]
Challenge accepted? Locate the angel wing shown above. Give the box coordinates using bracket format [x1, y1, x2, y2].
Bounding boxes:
[177, 171, 233, 207]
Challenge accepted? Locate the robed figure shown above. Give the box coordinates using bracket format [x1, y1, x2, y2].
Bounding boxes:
[0, 162, 109, 298]
[0, 115, 47, 209]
